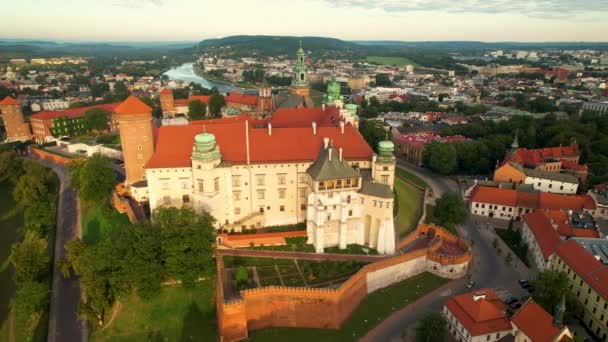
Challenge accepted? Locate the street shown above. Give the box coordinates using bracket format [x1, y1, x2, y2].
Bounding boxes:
[28, 157, 87, 342]
[362, 162, 528, 342]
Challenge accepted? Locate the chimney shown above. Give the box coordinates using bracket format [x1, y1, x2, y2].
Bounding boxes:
[339, 147, 343, 161]
[340, 121, 345, 134]
[473, 292, 486, 301]
[268, 123, 272, 136]
[312, 121, 317, 135]
[322, 104, 326, 110]
[323, 137, 329, 149]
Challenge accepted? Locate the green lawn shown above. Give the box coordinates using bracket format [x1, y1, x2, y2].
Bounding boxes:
[91, 280, 217, 342]
[394, 178, 424, 237]
[396, 168, 429, 189]
[81, 202, 131, 244]
[363, 56, 419, 67]
[246, 272, 448, 342]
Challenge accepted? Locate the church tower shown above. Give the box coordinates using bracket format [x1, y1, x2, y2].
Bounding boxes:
[159, 88, 175, 116]
[289, 41, 310, 98]
[323, 75, 343, 108]
[373, 139, 396, 190]
[115, 96, 155, 185]
[0, 96, 31, 142]
[257, 79, 274, 115]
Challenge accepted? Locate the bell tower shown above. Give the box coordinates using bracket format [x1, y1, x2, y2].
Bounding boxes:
[159, 88, 175, 116]
[373, 138, 396, 190]
[115, 96, 155, 185]
[257, 79, 274, 115]
[289, 41, 310, 98]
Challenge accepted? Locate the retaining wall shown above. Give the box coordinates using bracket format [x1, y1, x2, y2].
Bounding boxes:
[28, 146, 74, 165]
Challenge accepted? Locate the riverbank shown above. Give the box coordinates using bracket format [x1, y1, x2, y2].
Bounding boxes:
[192, 64, 258, 89]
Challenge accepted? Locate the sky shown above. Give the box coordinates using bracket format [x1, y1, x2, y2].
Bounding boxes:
[2, 0, 608, 42]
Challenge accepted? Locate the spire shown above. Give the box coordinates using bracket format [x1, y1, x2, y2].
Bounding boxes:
[511, 130, 519, 150]
[553, 293, 566, 326]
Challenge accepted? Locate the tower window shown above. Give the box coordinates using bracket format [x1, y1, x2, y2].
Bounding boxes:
[300, 73, 304, 81]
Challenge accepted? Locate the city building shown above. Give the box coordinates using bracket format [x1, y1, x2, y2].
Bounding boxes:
[582, 101, 608, 115]
[41, 99, 70, 111]
[521, 211, 566, 271]
[274, 42, 314, 109]
[493, 162, 579, 194]
[510, 299, 573, 342]
[0, 96, 32, 142]
[394, 133, 468, 166]
[469, 186, 596, 221]
[550, 240, 608, 341]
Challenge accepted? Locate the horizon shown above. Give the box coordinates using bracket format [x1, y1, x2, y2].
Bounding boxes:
[2, 0, 608, 42]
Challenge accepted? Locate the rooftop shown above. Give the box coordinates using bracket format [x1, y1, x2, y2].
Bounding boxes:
[511, 300, 567, 342]
[115, 96, 152, 114]
[0, 96, 20, 105]
[445, 289, 511, 336]
[553, 240, 608, 300]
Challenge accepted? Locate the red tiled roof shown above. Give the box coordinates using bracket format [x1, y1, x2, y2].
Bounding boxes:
[268, 106, 341, 128]
[560, 159, 588, 172]
[504, 146, 579, 167]
[160, 88, 172, 95]
[470, 186, 595, 211]
[30, 102, 120, 121]
[0, 96, 20, 105]
[445, 289, 511, 336]
[225, 93, 258, 107]
[146, 121, 373, 169]
[522, 211, 562, 259]
[115, 96, 152, 114]
[511, 300, 566, 342]
[553, 240, 608, 299]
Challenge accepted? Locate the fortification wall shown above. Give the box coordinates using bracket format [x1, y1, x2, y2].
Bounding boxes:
[366, 249, 428, 293]
[28, 146, 74, 165]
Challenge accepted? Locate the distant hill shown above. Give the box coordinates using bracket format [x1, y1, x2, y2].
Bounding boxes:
[197, 35, 360, 56]
[353, 40, 608, 50]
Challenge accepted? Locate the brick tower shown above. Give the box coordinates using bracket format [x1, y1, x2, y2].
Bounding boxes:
[159, 88, 174, 115]
[115, 96, 154, 185]
[257, 80, 274, 115]
[0, 96, 31, 142]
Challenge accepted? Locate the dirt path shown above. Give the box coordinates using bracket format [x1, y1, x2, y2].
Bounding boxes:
[7, 310, 14, 342]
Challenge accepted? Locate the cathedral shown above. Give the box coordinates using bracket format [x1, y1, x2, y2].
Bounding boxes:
[273, 41, 315, 109]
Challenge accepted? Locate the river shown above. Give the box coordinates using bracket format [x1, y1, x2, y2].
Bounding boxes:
[163, 63, 245, 94]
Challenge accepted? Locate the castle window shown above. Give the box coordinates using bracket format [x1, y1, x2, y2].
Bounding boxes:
[381, 175, 389, 185]
[299, 188, 306, 197]
[279, 188, 286, 199]
[214, 177, 219, 192]
[348, 210, 352, 216]
[181, 181, 188, 190]
[232, 175, 241, 187]
[259, 207, 264, 213]
[137, 154, 142, 159]
[198, 180, 204, 192]
[277, 174, 287, 185]
[143, 136, 147, 142]
[257, 190, 265, 200]
[280, 205, 285, 212]
[137, 145, 142, 150]
[234, 207, 240, 215]
[256, 174, 265, 186]
[301, 204, 306, 210]
[347, 195, 351, 204]
[233, 191, 241, 201]
[163, 196, 170, 205]
[383, 166, 388, 171]
[182, 195, 190, 204]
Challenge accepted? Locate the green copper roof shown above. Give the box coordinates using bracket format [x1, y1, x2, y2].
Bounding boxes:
[192, 132, 221, 161]
[292, 41, 309, 88]
[377, 140, 396, 163]
[195, 132, 216, 144]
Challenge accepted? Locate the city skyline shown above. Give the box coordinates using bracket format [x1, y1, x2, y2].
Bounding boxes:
[2, 0, 608, 42]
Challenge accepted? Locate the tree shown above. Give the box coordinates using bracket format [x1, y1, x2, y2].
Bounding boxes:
[71, 154, 116, 204]
[9, 231, 49, 287]
[534, 270, 583, 321]
[208, 93, 225, 117]
[375, 73, 392, 86]
[359, 119, 387, 152]
[12, 161, 51, 204]
[154, 206, 216, 286]
[0, 151, 24, 183]
[423, 142, 457, 175]
[415, 313, 447, 342]
[113, 81, 129, 101]
[234, 266, 251, 290]
[188, 100, 206, 120]
[84, 108, 110, 133]
[432, 192, 468, 229]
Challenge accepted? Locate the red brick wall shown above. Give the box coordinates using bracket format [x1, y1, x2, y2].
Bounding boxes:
[28, 147, 73, 165]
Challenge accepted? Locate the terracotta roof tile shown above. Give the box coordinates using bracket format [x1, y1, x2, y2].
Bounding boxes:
[30, 102, 120, 121]
[470, 186, 595, 212]
[553, 240, 608, 300]
[511, 300, 566, 342]
[225, 93, 258, 107]
[445, 289, 511, 336]
[0, 96, 20, 105]
[522, 211, 562, 259]
[115, 96, 152, 114]
[269, 106, 341, 128]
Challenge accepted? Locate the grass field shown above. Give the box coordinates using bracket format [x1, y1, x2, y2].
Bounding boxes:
[394, 178, 424, 237]
[396, 168, 429, 189]
[246, 272, 448, 342]
[81, 202, 131, 244]
[91, 279, 217, 342]
[363, 56, 419, 67]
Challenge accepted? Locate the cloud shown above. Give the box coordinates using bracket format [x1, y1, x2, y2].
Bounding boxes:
[112, 0, 165, 8]
[323, 0, 608, 18]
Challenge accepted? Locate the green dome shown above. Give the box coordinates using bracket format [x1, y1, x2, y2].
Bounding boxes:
[378, 140, 394, 151]
[195, 132, 216, 144]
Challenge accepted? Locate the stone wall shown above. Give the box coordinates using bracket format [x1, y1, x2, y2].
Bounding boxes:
[28, 146, 73, 165]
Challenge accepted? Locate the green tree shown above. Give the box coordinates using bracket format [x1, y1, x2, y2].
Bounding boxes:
[533, 270, 583, 321]
[83, 108, 110, 133]
[423, 142, 457, 175]
[113, 81, 129, 101]
[415, 313, 447, 342]
[71, 154, 116, 204]
[24, 196, 56, 237]
[208, 93, 225, 117]
[9, 231, 49, 287]
[188, 99, 206, 120]
[154, 206, 216, 286]
[0, 151, 24, 183]
[12, 161, 51, 204]
[234, 266, 250, 289]
[359, 119, 387, 152]
[432, 192, 468, 229]
[375, 73, 392, 86]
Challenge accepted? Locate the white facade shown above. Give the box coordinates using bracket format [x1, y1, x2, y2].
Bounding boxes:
[521, 221, 552, 271]
[471, 201, 517, 220]
[524, 176, 578, 194]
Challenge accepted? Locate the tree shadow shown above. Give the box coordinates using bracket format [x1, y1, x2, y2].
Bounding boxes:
[84, 217, 100, 245]
[179, 303, 204, 342]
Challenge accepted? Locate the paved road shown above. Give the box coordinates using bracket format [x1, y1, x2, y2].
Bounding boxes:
[362, 162, 527, 342]
[29, 157, 87, 342]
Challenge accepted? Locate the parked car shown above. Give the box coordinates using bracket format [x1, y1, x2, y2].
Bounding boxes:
[519, 280, 530, 289]
[504, 297, 518, 305]
[466, 280, 476, 289]
[527, 286, 535, 293]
